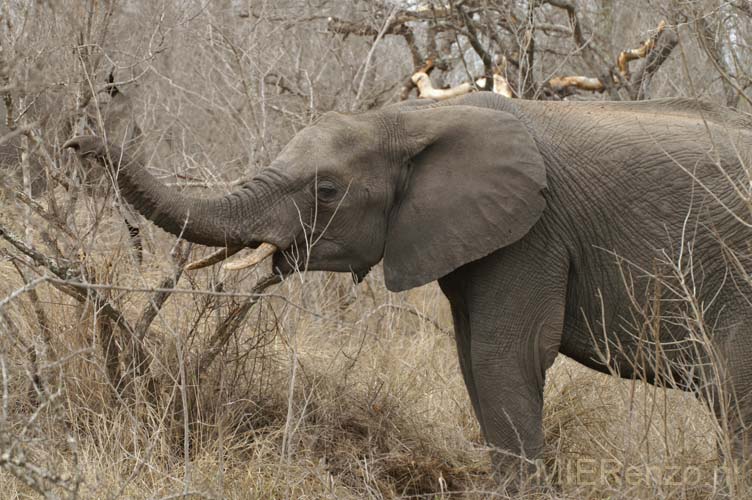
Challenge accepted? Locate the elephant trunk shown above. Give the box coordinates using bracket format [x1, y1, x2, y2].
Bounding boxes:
[64, 136, 269, 249]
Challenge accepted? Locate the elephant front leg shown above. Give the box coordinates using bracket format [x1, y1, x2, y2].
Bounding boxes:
[458, 242, 569, 483]
[472, 335, 552, 480]
[439, 278, 483, 426]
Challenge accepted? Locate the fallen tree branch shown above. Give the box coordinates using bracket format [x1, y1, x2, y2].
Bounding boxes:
[411, 71, 514, 100]
[490, 72, 513, 99]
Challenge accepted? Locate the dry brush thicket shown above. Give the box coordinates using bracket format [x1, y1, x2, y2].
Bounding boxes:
[0, 1, 750, 498]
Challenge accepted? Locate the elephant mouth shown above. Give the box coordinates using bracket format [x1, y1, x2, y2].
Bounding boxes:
[271, 251, 371, 283]
[274, 238, 374, 282]
[185, 240, 372, 284]
[185, 241, 295, 276]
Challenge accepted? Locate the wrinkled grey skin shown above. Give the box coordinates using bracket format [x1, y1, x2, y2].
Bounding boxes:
[66, 93, 752, 475]
[3, 83, 143, 260]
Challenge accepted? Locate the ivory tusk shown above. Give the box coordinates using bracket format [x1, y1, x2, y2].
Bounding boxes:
[185, 246, 242, 271]
[223, 242, 278, 271]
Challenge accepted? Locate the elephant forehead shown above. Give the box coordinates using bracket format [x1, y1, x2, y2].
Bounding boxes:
[276, 115, 382, 173]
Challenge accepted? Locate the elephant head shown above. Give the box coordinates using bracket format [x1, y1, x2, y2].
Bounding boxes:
[65, 100, 547, 291]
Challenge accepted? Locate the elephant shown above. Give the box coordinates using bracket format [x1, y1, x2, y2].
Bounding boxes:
[2, 74, 144, 262]
[64, 92, 752, 478]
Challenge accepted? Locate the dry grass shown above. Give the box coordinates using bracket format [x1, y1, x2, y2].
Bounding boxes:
[0, 232, 736, 498]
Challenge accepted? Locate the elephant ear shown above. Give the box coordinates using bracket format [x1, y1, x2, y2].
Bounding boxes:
[383, 105, 547, 292]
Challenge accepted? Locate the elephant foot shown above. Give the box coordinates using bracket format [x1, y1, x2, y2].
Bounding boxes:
[487, 447, 557, 495]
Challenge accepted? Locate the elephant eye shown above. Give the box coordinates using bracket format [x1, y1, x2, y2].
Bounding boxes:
[315, 180, 339, 202]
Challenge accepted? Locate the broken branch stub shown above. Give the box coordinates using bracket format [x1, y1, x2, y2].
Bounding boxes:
[546, 20, 671, 99]
[410, 68, 514, 101]
[617, 20, 666, 79]
[548, 76, 605, 93]
[408, 21, 670, 101]
[400, 59, 438, 100]
[411, 72, 472, 100]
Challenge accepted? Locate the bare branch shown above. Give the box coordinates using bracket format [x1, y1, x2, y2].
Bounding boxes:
[194, 274, 282, 378]
[400, 59, 435, 100]
[327, 6, 458, 39]
[548, 75, 605, 93]
[0, 221, 160, 402]
[134, 242, 191, 342]
[543, 0, 610, 71]
[410, 63, 513, 100]
[517, 0, 537, 98]
[618, 21, 666, 79]
[695, 15, 750, 108]
[411, 71, 473, 100]
[541, 20, 674, 100]
[8, 189, 77, 240]
[457, 4, 494, 75]
[326, 17, 399, 37]
[544, 0, 584, 47]
[491, 73, 513, 98]
[732, 0, 752, 17]
[630, 24, 678, 100]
